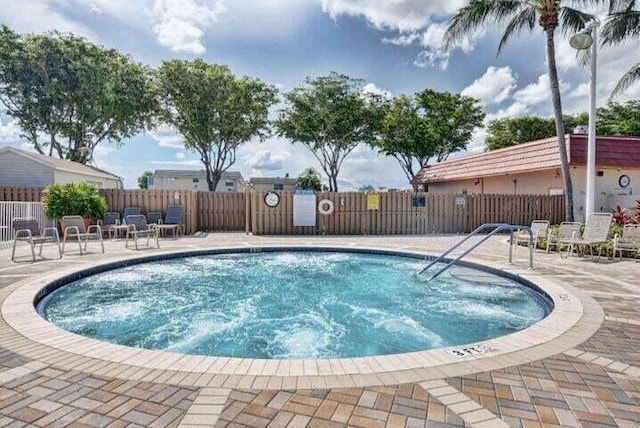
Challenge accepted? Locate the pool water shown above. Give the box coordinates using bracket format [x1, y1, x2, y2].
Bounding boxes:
[38, 251, 551, 359]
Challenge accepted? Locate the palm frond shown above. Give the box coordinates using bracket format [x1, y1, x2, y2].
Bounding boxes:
[611, 63, 640, 100]
[444, 0, 525, 50]
[606, 0, 637, 14]
[601, 9, 640, 45]
[498, 7, 537, 53]
[559, 7, 593, 36]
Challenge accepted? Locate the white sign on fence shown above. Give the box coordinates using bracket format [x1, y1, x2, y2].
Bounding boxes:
[293, 190, 316, 227]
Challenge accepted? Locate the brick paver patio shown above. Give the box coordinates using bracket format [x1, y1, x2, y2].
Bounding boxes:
[0, 234, 639, 427]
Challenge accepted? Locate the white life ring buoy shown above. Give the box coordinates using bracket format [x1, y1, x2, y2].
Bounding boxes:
[318, 199, 334, 215]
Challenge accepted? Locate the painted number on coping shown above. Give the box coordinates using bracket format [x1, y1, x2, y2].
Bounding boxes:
[448, 344, 495, 358]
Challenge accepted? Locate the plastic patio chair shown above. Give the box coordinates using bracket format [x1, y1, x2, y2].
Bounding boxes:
[11, 217, 61, 262]
[155, 205, 184, 237]
[61, 215, 104, 255]
[557, 213, 613, 260]
[514, 220, 549, 251]
[125, 214, 159, 250]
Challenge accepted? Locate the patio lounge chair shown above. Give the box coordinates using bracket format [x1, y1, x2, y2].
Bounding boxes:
[125, 215, 159, 250]
[514, 220, 549, 251]
[61, 216, 104, 255]
[122, 207, 142, 223]
[97, 212, 120, 239]
[146, 211, 163, 226]
[155, 205, 184, 237]
[558, 213, 613, 260]
[546, 222, 582, 254]
[11, 217, 61, 262]
[613, 224, 640, 260]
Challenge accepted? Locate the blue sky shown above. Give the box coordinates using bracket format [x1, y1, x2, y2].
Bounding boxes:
[0, 0, 638, 189]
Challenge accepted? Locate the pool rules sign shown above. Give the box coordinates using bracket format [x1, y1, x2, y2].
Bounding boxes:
[293, 190, 317, 227]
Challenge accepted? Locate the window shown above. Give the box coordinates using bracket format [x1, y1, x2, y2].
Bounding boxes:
[192, 178, 199, 183]
[225, 181, 234, 187]
[273, 183, 284, 190]
[147, 177, 154, 186]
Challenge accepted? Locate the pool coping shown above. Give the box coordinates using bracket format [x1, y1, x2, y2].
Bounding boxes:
[1, 244, 604, 388]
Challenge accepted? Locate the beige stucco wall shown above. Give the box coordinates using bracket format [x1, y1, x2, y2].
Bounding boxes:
[426, 169, 565, 196]
[54, 170, 121, 189]
[426, 166, 640, 223]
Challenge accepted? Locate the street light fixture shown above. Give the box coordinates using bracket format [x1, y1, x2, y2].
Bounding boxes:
[570, 19, 599, 220]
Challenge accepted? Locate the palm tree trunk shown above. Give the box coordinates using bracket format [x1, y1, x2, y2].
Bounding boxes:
[545, 28, 574, 222]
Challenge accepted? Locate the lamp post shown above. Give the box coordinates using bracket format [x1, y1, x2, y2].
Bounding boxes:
[570, 19, 599, 219]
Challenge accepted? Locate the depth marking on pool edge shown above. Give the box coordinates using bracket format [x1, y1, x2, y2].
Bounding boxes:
[447, 343, 497, 358]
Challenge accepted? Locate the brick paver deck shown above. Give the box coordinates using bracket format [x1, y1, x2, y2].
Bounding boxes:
[0, 234, 639, 427]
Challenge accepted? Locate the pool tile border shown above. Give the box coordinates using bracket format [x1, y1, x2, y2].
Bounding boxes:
[1, 245, 603, 389]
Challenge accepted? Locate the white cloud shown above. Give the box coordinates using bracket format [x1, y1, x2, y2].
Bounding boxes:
[245, 149, 291, 175]
[0, 118, 23, 146]
[0, 0, 96, 38]
[151, 0, 226, 54]
[319, 0, 466, 32]
[148, 125, 184, 149]
[462, 66, 517, 106]
[513, 74, 570, 106]
[362, 83, 393, 100]
[175, 152, 186, 159]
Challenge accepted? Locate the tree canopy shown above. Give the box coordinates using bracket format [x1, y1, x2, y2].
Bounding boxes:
[0, 25, 157, 164]
[485, 101, 640, 150]
[158, 59, 277, 191]
[296, 168, 322, 191]
[137, 171, 153, 189]
[373, 91, 484, 183]
[276, 72, 379, 192]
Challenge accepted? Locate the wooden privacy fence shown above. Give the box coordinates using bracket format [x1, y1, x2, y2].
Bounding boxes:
[250, 192, 565, 235]
[0, 187, 565, 235]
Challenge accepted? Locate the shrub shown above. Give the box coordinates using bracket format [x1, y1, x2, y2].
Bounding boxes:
[42, 183, 107, 220]
[610, 205, 633, 226]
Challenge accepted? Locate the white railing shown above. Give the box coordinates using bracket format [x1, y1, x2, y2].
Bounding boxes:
[0, 202, 56, 249]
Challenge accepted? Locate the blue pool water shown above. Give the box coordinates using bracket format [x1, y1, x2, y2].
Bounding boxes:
[38, 251, 551, 359]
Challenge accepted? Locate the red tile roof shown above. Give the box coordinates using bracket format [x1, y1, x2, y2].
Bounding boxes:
[413, 135, 640, 184]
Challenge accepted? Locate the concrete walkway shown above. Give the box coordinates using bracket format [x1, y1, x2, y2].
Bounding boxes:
[0, 233, 639, 427]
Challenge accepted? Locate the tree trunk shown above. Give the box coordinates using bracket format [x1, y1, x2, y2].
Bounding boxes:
[545, 28, 574, 222]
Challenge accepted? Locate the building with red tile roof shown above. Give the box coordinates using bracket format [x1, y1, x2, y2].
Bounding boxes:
[412, 134, 640, 221]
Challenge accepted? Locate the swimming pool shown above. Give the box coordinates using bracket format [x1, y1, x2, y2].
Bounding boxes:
[37, 249, 552, 359]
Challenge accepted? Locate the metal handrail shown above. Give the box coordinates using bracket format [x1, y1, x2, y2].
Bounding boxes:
[418, 223, 534, 282]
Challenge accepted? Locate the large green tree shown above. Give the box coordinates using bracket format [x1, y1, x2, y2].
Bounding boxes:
[296, 168, 322, 191]
[597, 100, 640, 135]
[485, 114, 589, 150]
[138, 171, 153, 189]
[158, 60, 277, 191]
[276, 73, 379, 192]
[486, 102, 640, 150]
[603, 0, 639, 98]
[445, 0, 600, 221]
[0, 25, 157, 164]
[374, 92, 484, 183]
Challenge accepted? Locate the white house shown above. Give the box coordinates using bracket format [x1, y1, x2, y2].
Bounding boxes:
[148, 170, 246, 192]
[0, 147, 123, 189]
[249, 176, 298, 192]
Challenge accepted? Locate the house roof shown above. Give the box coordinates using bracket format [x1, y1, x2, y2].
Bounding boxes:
[412, 135, 640, 184]
[0, 147, 122, 181]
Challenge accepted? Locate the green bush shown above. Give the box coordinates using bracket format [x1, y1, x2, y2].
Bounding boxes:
[42, 183, 107, 220]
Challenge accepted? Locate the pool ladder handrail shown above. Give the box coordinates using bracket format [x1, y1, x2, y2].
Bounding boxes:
[417, 223, 534, 282]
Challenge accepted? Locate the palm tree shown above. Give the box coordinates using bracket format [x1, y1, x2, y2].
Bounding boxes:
[444, 0, 601, 222]
[602, 0, 639, 99]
